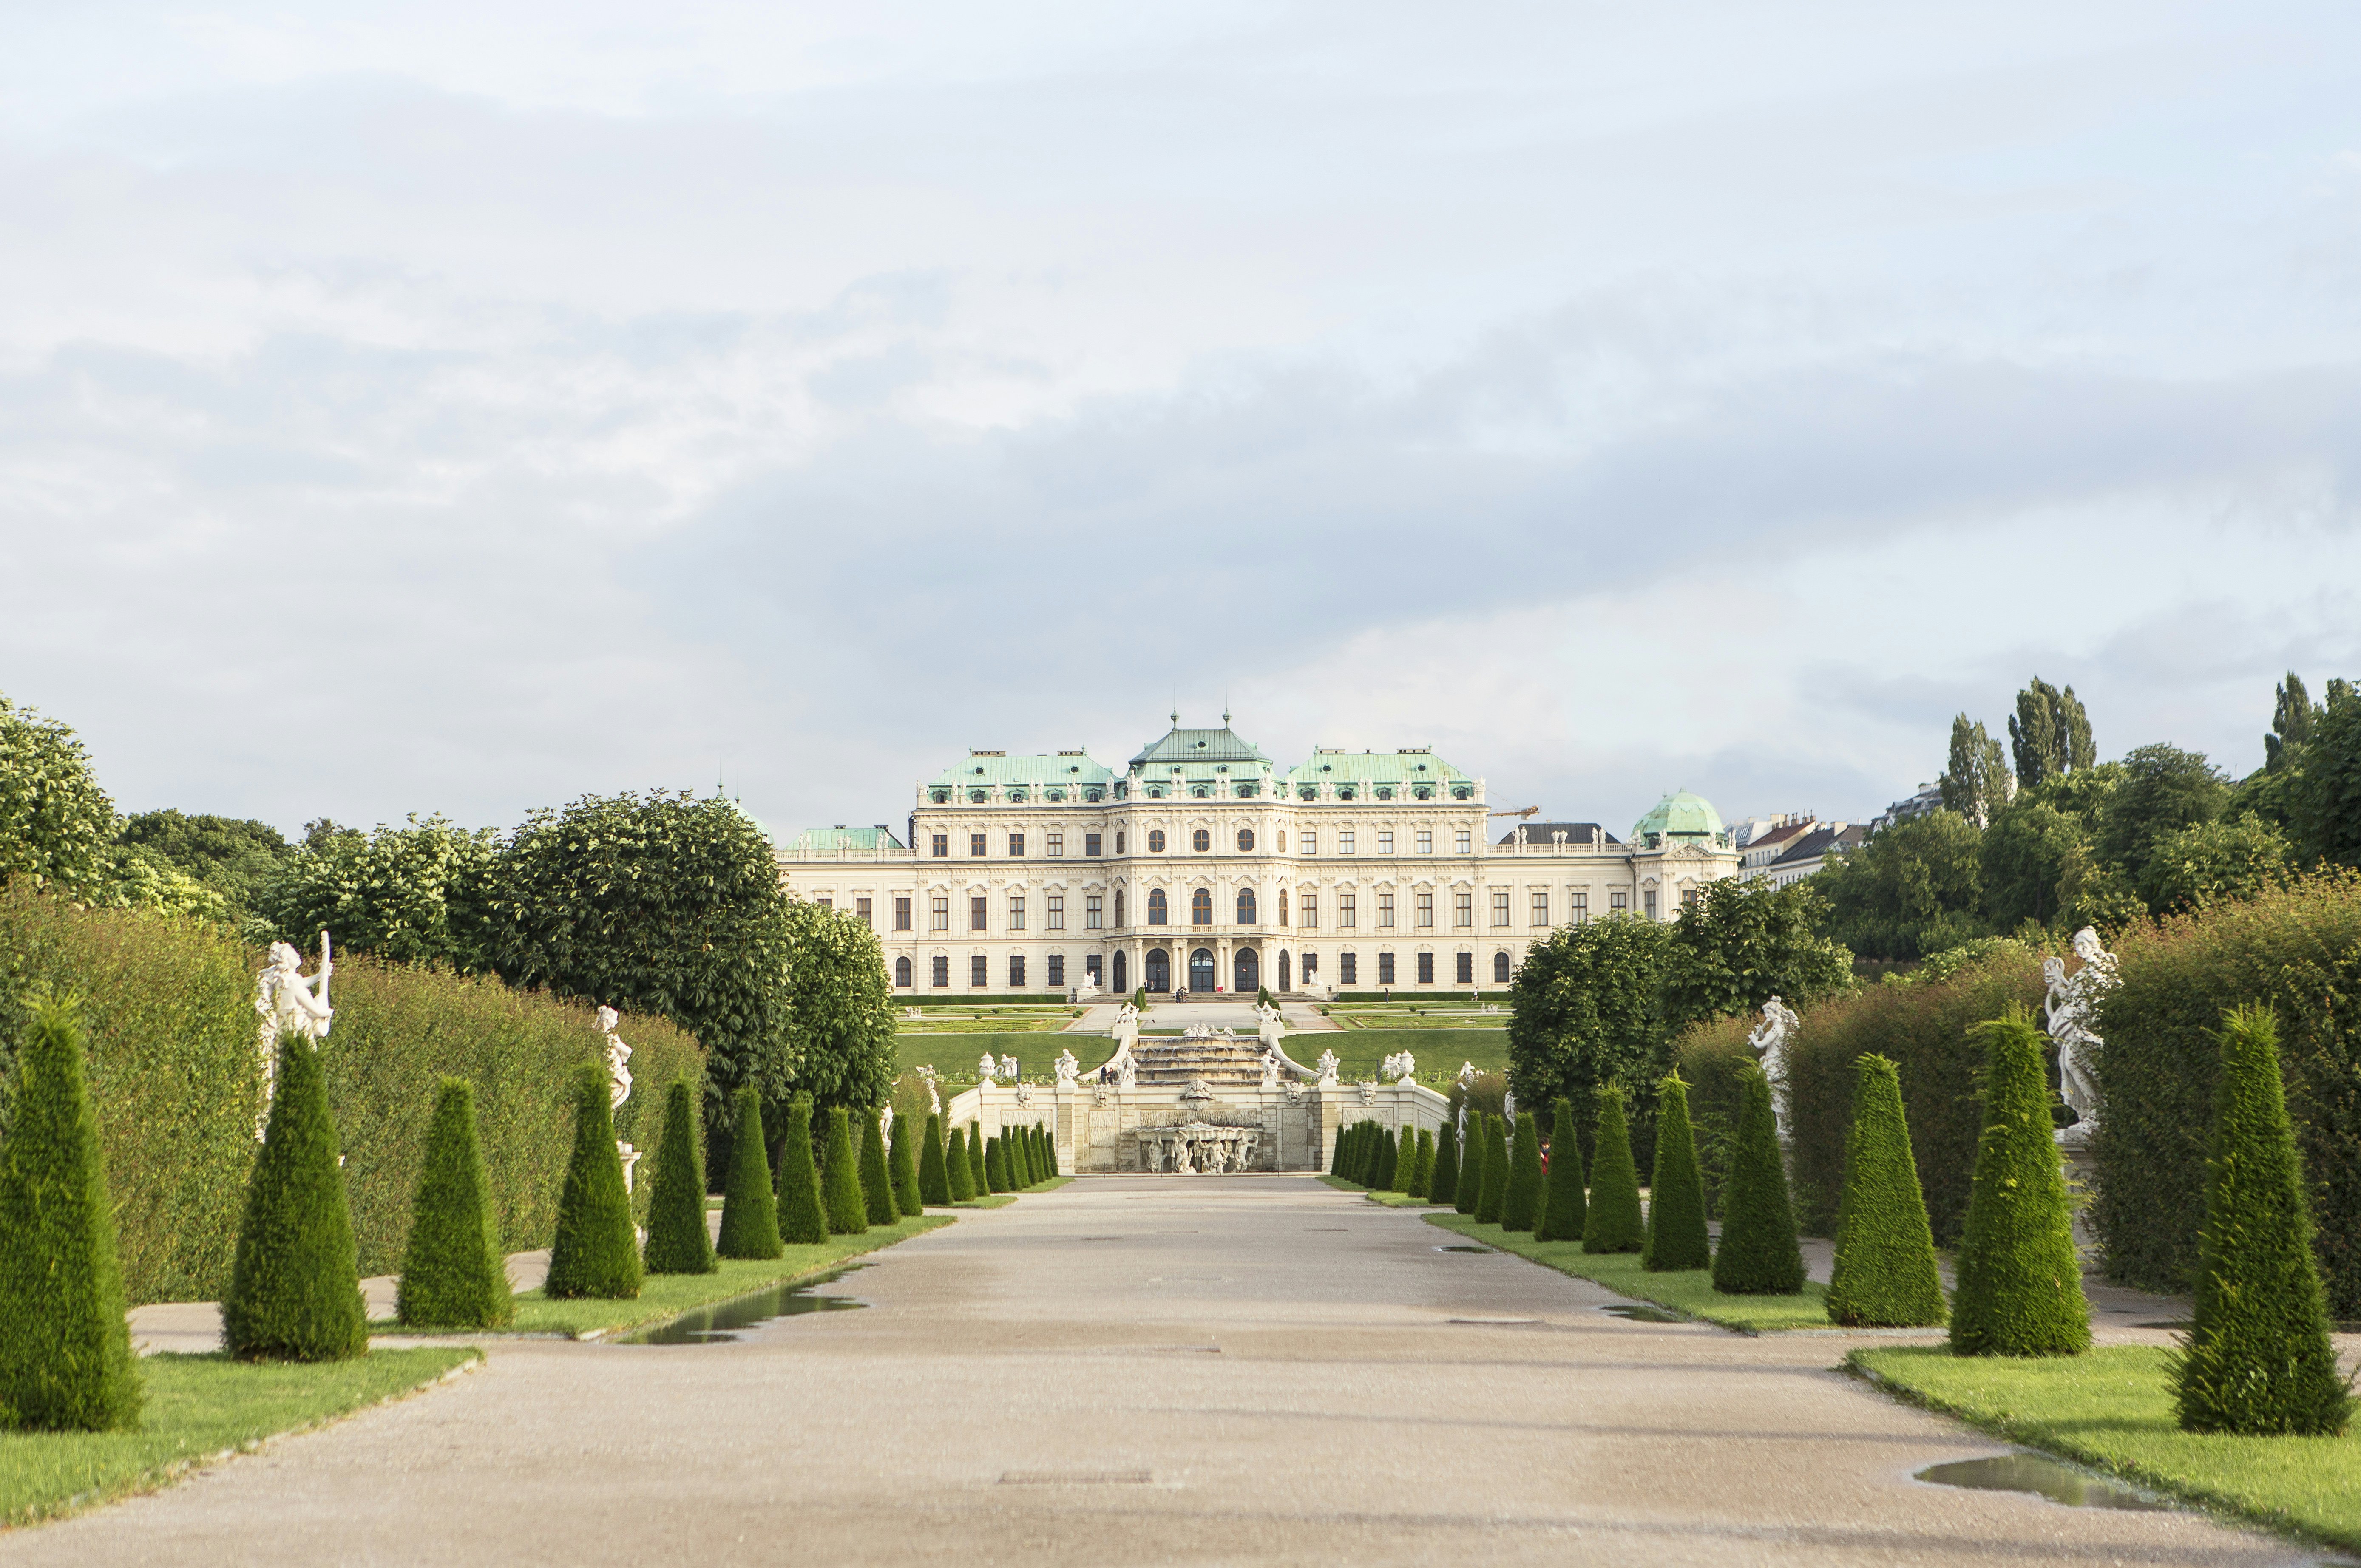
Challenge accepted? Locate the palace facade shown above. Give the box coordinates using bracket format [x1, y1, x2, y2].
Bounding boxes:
[773, 720, 1740, 997]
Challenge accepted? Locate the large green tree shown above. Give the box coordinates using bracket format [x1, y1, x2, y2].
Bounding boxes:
[2264, 672, 2314, 774]
[0, 693, 115, 900]
[2008, 677, 2095, 788]
[117, 810, 293, 917]
[1938, 715, 2013, 828]
[2093, 744, 2228, 890]
[1506, 916, 1669, 1168]
[2293, 680, 2361, 870]
[1815, 808, 1987, 959]
[778, 898, 898, 1123]
[255, 814, 499, 967]
[1658, 877, 1851, 1036]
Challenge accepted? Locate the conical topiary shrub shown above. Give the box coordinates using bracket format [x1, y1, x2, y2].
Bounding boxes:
[1536, 1097, 1586, 1243]
[775, 1097, 829, 1245]
[918, 1113, 951, 1207]
[889, 1113, 924, 1217]
[821, 1106, 869, 1236]
[1712, 1064, 1805, 1294]
[1430, 1119, 1460, 1208]
[396, 1079, 515, 1328]
[983, 1134, 1008, 1194]
[2174, 1007, 2352, 1434]
[1346, 1123, 1368, 1183]
[1501, 1112, 1544, 1232]
[1370, 1128, 1394, 1191]
[1412, 1129, 1436, 1199]
[1949, 1010, 2089, 1357]
[1476, 1116, 1509, 1224]
[1825, 1055, 1944, 1326]
[859, 1111, 898, 1225]
[544, 1061, 644, 1300]
[716, 1086, 782, 1260]
[642, 1079, 718, 1276]
[1013, 1125, 1037, 1187]
[1582, 1086, 1644, 1254]
[1040, 1126, 1060, 1179]
[1329, 1124, 1345, 1176]
[0, 994, 143, 1427]
[965, 1123, 987, 1196]
[224, 1030, 372, 1354]
[946, 1120, 977, 1202]
[1455, 1115, 1484, 1214]
[1643, 1074, 1711, 1272]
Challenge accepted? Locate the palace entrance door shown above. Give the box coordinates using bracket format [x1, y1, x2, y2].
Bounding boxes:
[1189, 948, 1216, 992]
[1143, 947, 1169, 992]
[1234, 948, 1259, 992]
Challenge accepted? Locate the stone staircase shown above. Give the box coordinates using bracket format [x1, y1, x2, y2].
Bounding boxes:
[1131, 1032, 1270, 1088]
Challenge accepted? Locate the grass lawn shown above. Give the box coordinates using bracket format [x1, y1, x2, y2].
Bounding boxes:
[1318, 1174, 1446, 1208]
[893, 1016, 1078, 1035]
[1425, 1213, 1833, 1332]
[1852, 1345, 2361, 1552]
[1329, 1011, 1509, 1030]
[896, 1034, 1117, 1081]
[1289, 1029, 1508, 1084]
[0, 1347, 477, 1528]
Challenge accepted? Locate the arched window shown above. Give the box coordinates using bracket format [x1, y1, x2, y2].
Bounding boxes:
[1144, 948, 1169, 991]
[1279, 889, 1289, 926]
[1278, 950, 1291, 990]
[1234, 948, 1259, 991]
[1148, 829, 1166, 852]
[1112, 950, 1129, 992]
[1236, 888, 1256, 924]
[1193, 828, 1211, 852]
[1147, 889, 1167, 925]
[894, 956, 912, 987]
[1493, 951, 1511, 983]
[1191, 887, 1212, 925]
[1189, 948, 1216, 991]
[1237, 828, 1254, 852]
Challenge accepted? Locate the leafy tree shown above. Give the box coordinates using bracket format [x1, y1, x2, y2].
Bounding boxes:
[480, 791, 797, 1143]
[254, 814, 499, 968]
[117, 810, 293, 916]
[716, 1087, 782, 1259]
[1711, 1066, 1806, 1294]
[2137, 814, 2293, 914]
[2008, 678, 2095, 788]
[397, 1079, 519, 1324]
[2173, 1007, 2352, 1435]
[1581, 1087, 1644, 1254]
[1948, 1011, 2089, 1357]
[1642, 1075, 1710, 1271]
[2094, 744, 2229, 890]
[543, 1063, 644, 1299]
[775, 1097, 829, 1244]
[1979, 768, 2120, 930]
[1507, 916, 1671, 1168]
[2265, 672, 2314, 773]
[1824, 1056, 1944, 1327]
[642, 1079, 718, 1276]
[1660, 878, 1850, 1036]
[1815, 809, 1988, 959]
[0, 693, 116, 900]
[224, 1033, 372, 1353]
[1501, 1112, 1544, 1232]
[780, 899, 898, 1123]
[1939, 716, 2014, 828]
[2293, 681, 2361, 870]
[821, 1107, 868, 1234]
[859, 1111, 898, 1222]
[0, 994, 142, 1428]
[95, 839, 228, 921]
[1535, 1097, 1586, 1242]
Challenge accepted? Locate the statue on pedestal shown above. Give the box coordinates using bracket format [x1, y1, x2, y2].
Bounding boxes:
[978, 1051, 999, 1084]
[1748, 994, 1800, 1141]
[254, 933, 333, 1140]
[999, 1053, 1020, 1083]
[2044, 926, 2119, 1145]
[1055, 1048, 1079, 1086]
[598, 1006, 641, 1191]
[1315, 1049, 1340, 1087]
[1382, 1050, 1417, 1085]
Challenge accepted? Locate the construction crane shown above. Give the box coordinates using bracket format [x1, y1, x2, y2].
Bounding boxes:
[1488, 805, 1540, 819]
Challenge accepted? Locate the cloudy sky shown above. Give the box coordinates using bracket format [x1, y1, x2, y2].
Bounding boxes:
[6, 2, 2359, 844]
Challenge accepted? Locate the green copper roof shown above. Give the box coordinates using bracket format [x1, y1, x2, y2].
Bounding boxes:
[926, 752, 1115, 788]
[1127, 726, 1271, 771]
[785, 825, 905, 852]
[1630, 790, 1727, 846]
[1281, 747, 1473, 802]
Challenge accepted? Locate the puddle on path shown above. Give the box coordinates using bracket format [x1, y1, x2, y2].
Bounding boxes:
[1915, 1454, 2168, 1511]
[625, 1266, 868, 1344]
[1596, 1303, 1683, 1323]
[1435, 1244, 1493, 1253]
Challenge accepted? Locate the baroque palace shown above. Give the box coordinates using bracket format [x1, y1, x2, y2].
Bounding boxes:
[773, 718, 1740, 997]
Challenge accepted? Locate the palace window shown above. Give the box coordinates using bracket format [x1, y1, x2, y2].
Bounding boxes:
[1492, 890, 1509, 927]
[1644, 890, 1658, 919]
[1046, 833, 1063, 857]
[1302, 831, 1316, 855]
[971, 896, 988, 931]
[1149, 830, 1166, 853]
[1237, 828, 1254, 852]
[1339, 830, 1355, 854]
[1085, 953, 1102, 984]
[932, 956, 950, 987]
[1339, 893, 1356, 929]
[931, 896, 950, 932]
[1416, 891, 1433, 928]
[1340, 951, 1358, 985]
[1609, 890, 1627, 914]
[1085, 894, 1103, 929]
[1493, 951, 1511, 983]
[971, 956, 988, 987]
[1192, 887, 1212, 925]
[1378, 830, 1394, 854]
[1300, 893, 1317, 930]
[1236, 889, 1256, 924]
[1379, 952, 1396, 984]
[1008, 834, 1024, 857]
[1456, 828, 1473, 854]
[1047, 954, 1064, 987]
[1681, 887, 1699, 909]
[931, 834, 949, 857]
[1147, 889, 1167, 925]
[1455, 952, 1472, 984]
[1008, 896, 1026, 931]
[1279, 889, 1289, 926]
[1531, 890, 1549, 927]
[1116, 831, 1127, 853]
[970, 834, 987, 857]
[1085, 832, 1101, 856]
[1277, 831, 1286, 851]
[1009, 955, 1026, 988]
[895, 896, 912, 931]
[1454, 891, 1472, 927]
[1378, 892, 1395, 929]
[1416, 829, 1432, 854]
[894, 956, 911, 987]
[1300, 951, 1319, 983]
[1193, 828, 1211, 852]
[1047, 894, 1064, 931]
[817, 897, 831, 910]
[1115, 890, 1126, 926]
[1417, 952, 1435, 984]
[856, 896, 872, 927]
[1569, 890, 1587, 924]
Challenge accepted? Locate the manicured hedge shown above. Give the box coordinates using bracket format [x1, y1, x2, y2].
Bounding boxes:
[0, 889, 702, 1304]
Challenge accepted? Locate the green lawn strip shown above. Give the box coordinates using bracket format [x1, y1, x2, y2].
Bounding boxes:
[894, 1018, 1075, 1035]
[0, 1347, 477, 1528]
[1318, 1174, 1366, 1193]
[377, 1214, 954, 1340]
[1365, 1189, 1443, 1209]
[1851, 1345, 2361, 1551]
[1425, 1213, 1831, 1332]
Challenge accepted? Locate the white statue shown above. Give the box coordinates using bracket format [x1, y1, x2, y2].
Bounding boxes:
[1112, 1001, 1141, 1055]
[2045, 926, 2119, 1144]
[1456, 1061, 1477, 1089]
[1260, 1050, 1280, 1090]
[1382, 1050, 1417, 1085]
[1357, 1080, 1376, 1106]
[1172, 1137, 1195, 1174]
[1054, 1048, 1079, 1086]
[1255, 999, 1286, 1055]
[915, 1063, 942, 1117]
[1115, 1052, 1137, 1090]
[1315, 1049, 1340, 1087]
[1145, 1137, 1164, 1173]
[253, 933, 334, 1139]
[1749, 994, 1801, 1141]
[597, 1006, 633, 1111]
[999, 1053, 1020, 1082]
[1014, 1082, 1033, 1108]
[978, 1051, 999, 1083]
